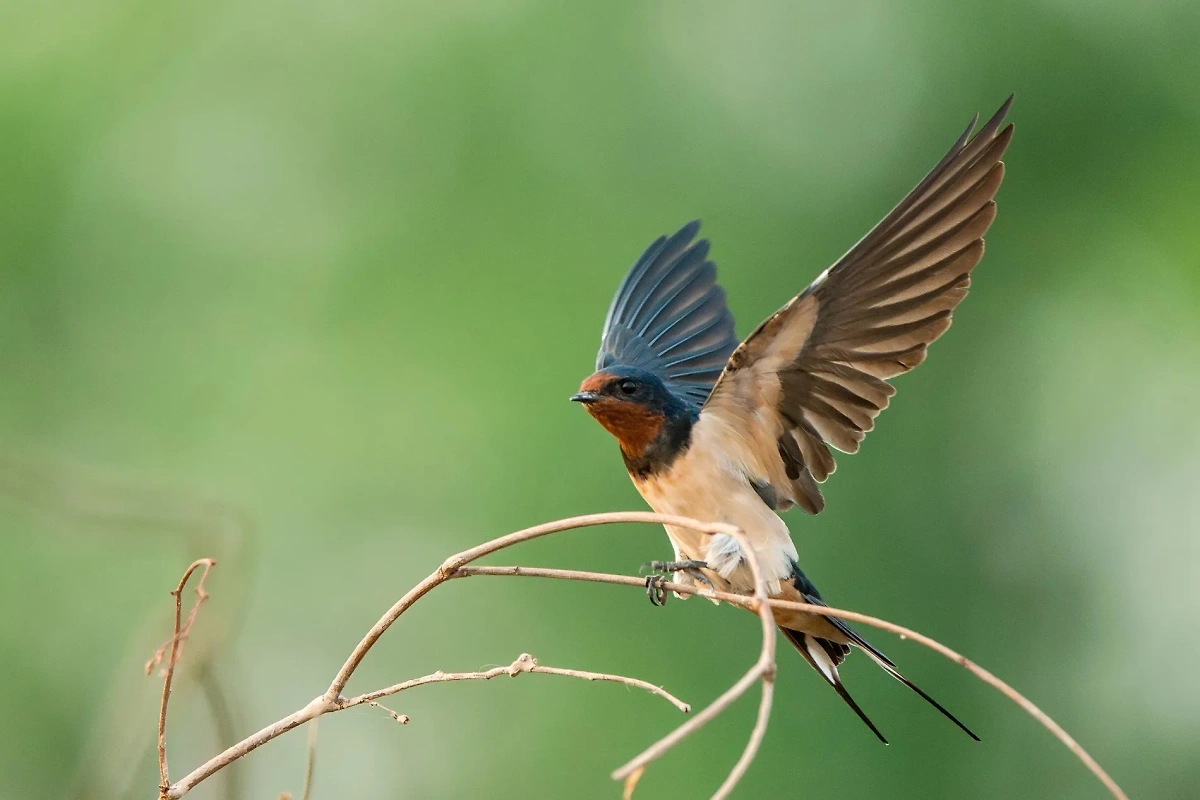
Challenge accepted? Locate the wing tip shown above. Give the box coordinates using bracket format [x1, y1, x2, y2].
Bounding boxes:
[977, 94, 1015, 139]
[957, 90, 1014, 146]
[676, 218, 702, 242]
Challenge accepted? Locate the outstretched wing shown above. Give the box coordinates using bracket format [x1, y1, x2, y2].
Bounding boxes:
[700, 97, 1014, 513]
[597, 220, 739, 409]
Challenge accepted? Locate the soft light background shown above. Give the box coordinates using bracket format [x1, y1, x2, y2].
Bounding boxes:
[2, 1, 1198, 799]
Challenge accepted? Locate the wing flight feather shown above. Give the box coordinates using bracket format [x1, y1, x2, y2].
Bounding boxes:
[701, 97, 1014, 513]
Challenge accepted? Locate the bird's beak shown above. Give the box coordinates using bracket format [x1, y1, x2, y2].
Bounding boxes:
[570, 391, 600, 404]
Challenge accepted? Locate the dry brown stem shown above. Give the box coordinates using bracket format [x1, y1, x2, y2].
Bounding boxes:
[153, 558, 216, 799]
[338, 652, 691, 714]
[457, 564, 1129, 800]
[607, 527, 777, 799]
[157, 512, 1127, 800]
[0, 450, 253, 800]
[300, 719, 318, 800]
[622, 765, 646, 800]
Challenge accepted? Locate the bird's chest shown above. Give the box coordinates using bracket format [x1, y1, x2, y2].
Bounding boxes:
[632, 446, 796, 593]
[634, 447, 737, 533]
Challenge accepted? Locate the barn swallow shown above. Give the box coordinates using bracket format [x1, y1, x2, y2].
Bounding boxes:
[572, 97, 1014, 743]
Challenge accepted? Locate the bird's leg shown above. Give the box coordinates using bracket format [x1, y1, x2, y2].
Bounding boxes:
[640, 560, 716, 605]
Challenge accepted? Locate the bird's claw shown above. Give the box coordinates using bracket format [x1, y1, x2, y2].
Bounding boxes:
[640, 560, 715, 606]
[645, 574, 668, 606]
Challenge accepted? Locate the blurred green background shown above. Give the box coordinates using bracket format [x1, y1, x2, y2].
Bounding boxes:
[2, 1, 1199, 798]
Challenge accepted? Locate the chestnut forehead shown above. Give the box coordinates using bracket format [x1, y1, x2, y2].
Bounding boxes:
[579, 371, 616, 393]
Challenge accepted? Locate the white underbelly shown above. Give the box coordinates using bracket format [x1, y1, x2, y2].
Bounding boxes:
[634, 446, 798, 595]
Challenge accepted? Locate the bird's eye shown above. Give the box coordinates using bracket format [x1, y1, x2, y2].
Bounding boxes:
[618, 380, 639, 396]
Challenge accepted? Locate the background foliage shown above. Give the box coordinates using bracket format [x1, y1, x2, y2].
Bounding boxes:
[2, 1, 1199, 798]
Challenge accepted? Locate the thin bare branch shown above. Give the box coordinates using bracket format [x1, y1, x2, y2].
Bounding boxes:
[146, 560, 217, 677]
[160, 512, 1127, 800]
[457, 564, 1129, 800]
[611, 528, 776, 798]
[167, 513, 731, 799]
[300, 719, 317, 800]
[712, 529, 776, 800]
[152, 558, 216, 799]
[323, 513, 742, 700]
[716, 677, 775, 799]
[524, 664, 691, 714]
[5, 450, 256, 800]
[622, 766, 645, 800]
[336, 653, 689, 714]
[195, 661, 246, 800]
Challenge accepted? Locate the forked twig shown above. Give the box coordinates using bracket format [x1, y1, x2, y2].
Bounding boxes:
[151, 558, 217, 798]
[607, 528, 777, 799]
[156, 512, 1127, 800]
[457, 564, 1129, 800]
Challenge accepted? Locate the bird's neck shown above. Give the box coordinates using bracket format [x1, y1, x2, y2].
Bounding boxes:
[620, 409, 694, 479]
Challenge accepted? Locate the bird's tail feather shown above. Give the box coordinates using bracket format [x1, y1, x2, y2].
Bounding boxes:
[781, 617, 980, 742]
[858, 645, 980, 741]
[781, 627, 889, 744]
[813, 603, 980, 741]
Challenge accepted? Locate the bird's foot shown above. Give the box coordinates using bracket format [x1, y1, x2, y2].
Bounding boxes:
[644, 574, 669, 606]
[640, 560, 715, 606]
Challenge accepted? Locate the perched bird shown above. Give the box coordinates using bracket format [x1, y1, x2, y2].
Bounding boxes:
[571, 97, 1014, 743]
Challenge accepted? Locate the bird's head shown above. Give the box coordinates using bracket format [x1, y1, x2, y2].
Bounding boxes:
[571, 367, 691, 459]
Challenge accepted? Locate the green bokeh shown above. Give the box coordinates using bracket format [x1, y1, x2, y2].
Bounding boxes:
[2, 1, 1198, 798]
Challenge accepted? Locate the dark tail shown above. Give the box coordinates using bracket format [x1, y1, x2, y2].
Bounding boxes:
[782, 628, 889, 744]
[781, 623, 980, 743]
[856, 644, 980, 742]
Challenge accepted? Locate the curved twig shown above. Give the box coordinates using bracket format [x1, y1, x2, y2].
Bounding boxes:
[164, 513, 737, 799]
[323, 513, 743, 700]
[456, 564, 1129, 800]
[609, 528, 777, 800]
[153, 558, 216, 798]
[158, 512, 1127, 800]
[337, 652, 691, 714]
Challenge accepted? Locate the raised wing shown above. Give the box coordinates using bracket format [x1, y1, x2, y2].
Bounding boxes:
[701, 97, 1014, 513]
[597, 220, 739, 409]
